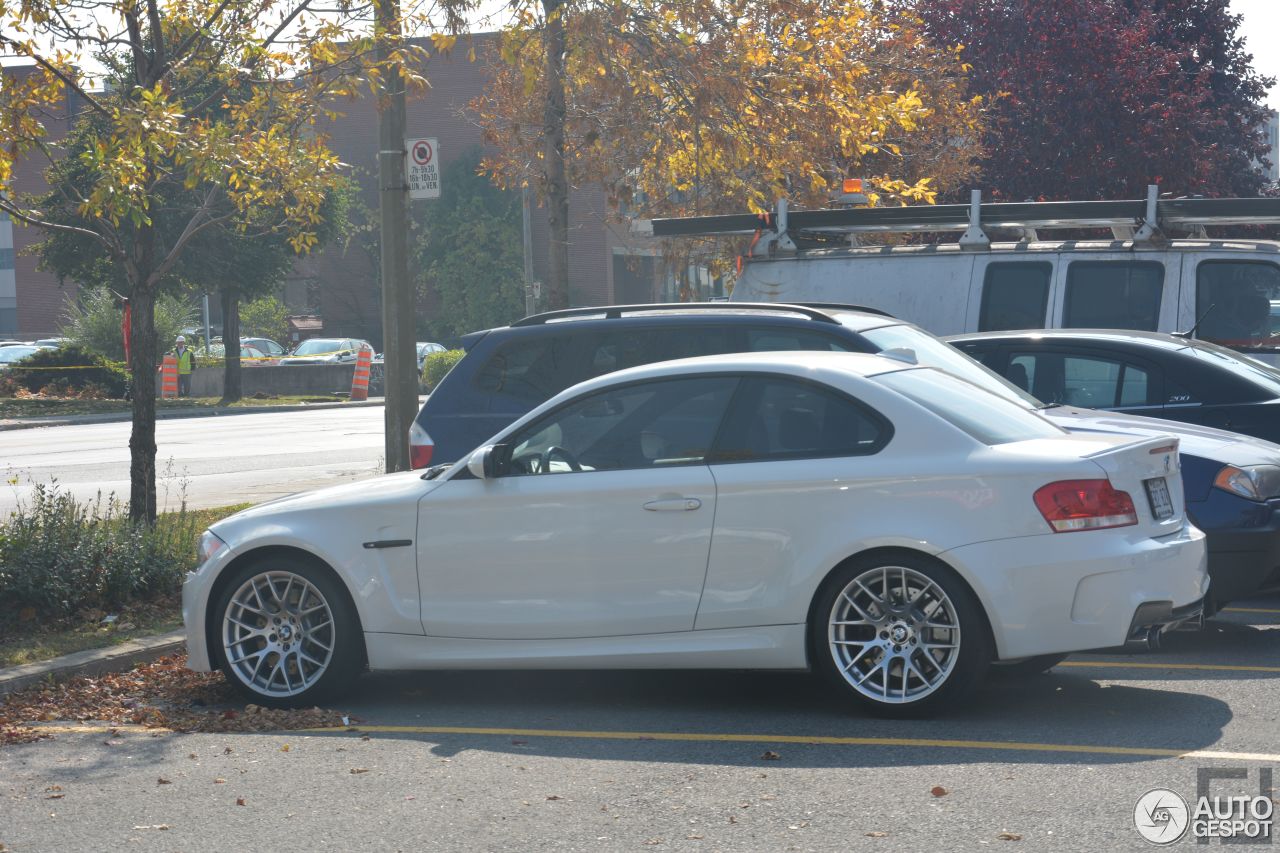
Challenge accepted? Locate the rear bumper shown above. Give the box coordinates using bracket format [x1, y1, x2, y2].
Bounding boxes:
[941, 522, 1208, 660]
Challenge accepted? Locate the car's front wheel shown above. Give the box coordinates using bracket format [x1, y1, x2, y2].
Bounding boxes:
[812, 553, 991, 718]
[214, 556, 362, 708]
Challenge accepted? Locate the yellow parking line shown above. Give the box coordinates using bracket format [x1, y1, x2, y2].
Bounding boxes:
[290, 724, 1280, 764]
[1221, 606, 1280, 615]
[21, 723, 1280, 764]
[1056, 660, 1280, 674]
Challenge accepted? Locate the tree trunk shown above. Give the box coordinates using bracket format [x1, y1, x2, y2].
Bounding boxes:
[220, 286, 242, 404]
[128, 285, 159, 524]
[542, 0, 570, 311]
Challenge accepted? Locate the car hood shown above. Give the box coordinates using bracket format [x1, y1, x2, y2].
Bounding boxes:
[209, 470, 445, 542]
[1046, 406, 1280, 467]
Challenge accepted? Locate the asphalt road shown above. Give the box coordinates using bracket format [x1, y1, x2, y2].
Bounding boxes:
[0, 407, 388, 516]
[2, 596, 1278, 852]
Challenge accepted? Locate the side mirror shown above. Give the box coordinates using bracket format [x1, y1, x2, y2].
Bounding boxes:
[467, 444, 510, 479]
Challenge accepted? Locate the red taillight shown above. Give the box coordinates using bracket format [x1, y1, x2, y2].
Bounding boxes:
[408, 422, 434, 469]
[1033, 479, 1138, 533]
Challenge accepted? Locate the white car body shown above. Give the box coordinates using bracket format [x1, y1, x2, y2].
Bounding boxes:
[184, 352, 1207, 707]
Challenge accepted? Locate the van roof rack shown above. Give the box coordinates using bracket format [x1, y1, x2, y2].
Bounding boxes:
[511, 302, 848, 326]
[631, 186, 1280, 252]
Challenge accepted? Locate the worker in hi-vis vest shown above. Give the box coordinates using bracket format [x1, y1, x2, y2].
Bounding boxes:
[173, 335, 196, 397]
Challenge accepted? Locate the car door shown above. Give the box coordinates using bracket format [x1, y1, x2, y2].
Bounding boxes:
[696, 375, 895, 630]
[416, 374, 738, 639]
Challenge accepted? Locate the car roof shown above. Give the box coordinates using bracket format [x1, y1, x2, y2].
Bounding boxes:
[946, 328, 1217, 354]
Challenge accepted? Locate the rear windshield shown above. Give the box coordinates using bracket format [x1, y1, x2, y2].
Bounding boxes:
[1176, 339, 1280, 399]
[878, 368, 1065, 445]
[860, 323, 1041, 409]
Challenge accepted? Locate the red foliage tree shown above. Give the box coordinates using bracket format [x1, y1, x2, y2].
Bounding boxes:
[910, 0, 1275, 200]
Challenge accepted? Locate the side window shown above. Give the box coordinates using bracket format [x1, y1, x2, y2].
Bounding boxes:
[1063, 261, 1164, 331]
[505, 376, 738, 475]
[585, 327, 736, 379]
[1005, 351, 1152, 407]
[978, 262, 1053, 331]
[711, 377, 889, 463]
[1195, 261, 1280, 346]
[745, 329, 852, 352]
[475, 336, 583, 402]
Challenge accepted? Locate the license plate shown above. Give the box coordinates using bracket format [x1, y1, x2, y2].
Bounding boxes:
[1144, 477, 1174, 520]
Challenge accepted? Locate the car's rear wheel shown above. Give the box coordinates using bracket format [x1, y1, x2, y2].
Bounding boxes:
[214, 557, 362, 708]
[812, 554, 991, 718]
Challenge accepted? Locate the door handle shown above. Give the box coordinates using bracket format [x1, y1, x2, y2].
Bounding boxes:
[643, 497, 702, 512]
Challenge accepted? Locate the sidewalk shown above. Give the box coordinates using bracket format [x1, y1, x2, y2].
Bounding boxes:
[0, 397, 386, 432]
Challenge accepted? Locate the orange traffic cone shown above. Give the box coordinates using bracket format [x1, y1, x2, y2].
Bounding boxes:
[350, 347, 372, 401]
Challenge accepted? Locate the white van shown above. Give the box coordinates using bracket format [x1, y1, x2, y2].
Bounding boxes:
[634, 187, 1280, 363]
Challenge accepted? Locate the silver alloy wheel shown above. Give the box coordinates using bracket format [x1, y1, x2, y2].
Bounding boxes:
[222, 570, 335, 698]
[828, 564, 961, 704]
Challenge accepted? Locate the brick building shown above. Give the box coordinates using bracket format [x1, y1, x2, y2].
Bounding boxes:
[2, 34, 661, 345]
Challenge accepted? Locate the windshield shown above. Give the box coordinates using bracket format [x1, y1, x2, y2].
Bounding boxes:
[878, 368, 1065, 445]
[859, 323, 1042, 409]
[293, 339, 345, 356]
[0, 346, 39, 363]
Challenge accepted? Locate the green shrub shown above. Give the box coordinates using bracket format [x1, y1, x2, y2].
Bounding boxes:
[0, 484, 206, 622]
[5, 344, 129, 397]
[421, 349, 465, 391]
[61, 287, 197, 363]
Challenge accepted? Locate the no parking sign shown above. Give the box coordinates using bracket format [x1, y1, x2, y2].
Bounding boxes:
[407, 137, 440, 199]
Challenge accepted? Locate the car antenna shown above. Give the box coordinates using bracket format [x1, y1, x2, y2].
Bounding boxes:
[1173, 303, 1215, 339]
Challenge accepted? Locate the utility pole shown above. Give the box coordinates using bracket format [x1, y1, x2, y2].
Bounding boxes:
[375, 0, 417, 473]
[522, 185, 535, 317]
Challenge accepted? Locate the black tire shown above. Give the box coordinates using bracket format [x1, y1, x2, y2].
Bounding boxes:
[989, 653, 1068, 679]
[810, 552, 992, 718]
[212, 555, 363, 708]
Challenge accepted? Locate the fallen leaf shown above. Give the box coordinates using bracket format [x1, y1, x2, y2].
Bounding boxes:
[361, 735, 371, 742]
[546, 795, 563, 801]
[132, 824, 170, 831]
[728, 815, 737, 824]
[930, 786, 948, 797]
[997, 832, 1022, 841]
[188, 753, 198, 760]
[214, 778, 226, 784]
[221, 710, 238, 721]
[687, 834, 704, 839]
[103, 739, 124, 747]
[157, 777, 171, 785]
[760, 751, 781, 761]
[46, 793, 65, 800]
[45, 785, 62, 792]
[280, 744, 290, 752]
[223, 746, 234, 754]
[109, 728, 120, 737]
[350, 767, 370, 774]
[866, 831, 889, 838]
[404, 795, 416, 801]
[236, 797, 247, 806]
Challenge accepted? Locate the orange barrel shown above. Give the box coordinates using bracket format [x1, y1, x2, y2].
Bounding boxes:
[160, 354, 178, 399]
[350, 347, 372, 401]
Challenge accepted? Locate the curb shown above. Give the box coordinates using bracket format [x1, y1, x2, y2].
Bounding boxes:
[0, 398, 387, 432]
[0, 630, 187, 698]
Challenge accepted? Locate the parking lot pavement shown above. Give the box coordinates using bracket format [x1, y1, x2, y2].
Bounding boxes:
[2, 595, 1277, 852]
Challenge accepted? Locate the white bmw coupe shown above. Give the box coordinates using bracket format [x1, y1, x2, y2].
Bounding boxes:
[184, 351, 1207, 716]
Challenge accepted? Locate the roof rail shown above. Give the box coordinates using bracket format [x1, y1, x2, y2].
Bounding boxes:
[789, 302, 895, 318]
[631, 186, 1280, 252]
[511, 302, 843, 327]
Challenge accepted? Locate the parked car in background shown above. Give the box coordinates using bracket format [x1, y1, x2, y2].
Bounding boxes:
[32, 337, 67, 348]
[0, 340, 27, 347]
[417, 341, 446, 369]
[411, 303, 1280, 610]
[242, 337, 286, 358]
[194, 343, 272, 365]
[0, 344, 46, 367]
[281, 338, 371, 365]
[947, 330, 1280, 445]
[184, 351, 1207, 715]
